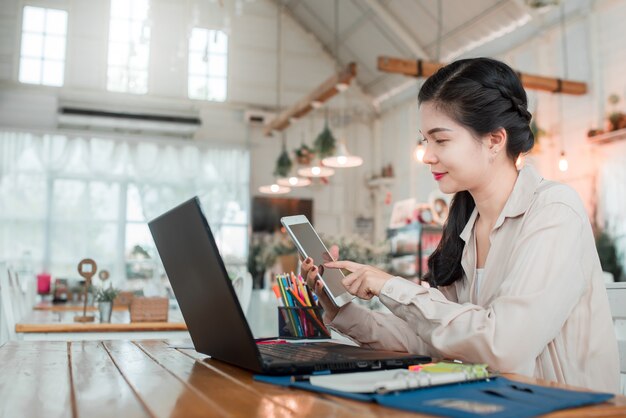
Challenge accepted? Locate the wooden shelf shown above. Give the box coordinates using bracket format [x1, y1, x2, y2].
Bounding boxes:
[588, 128, 626, 145]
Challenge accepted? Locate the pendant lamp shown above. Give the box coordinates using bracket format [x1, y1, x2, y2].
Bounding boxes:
[322, 141, 363, 168]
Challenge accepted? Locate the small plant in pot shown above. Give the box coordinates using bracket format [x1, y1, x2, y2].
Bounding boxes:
[606, 94, 626, 131]
[96, 285, 121, 323]
[274, 145, 293, 178]
[595, 230, 623, 282]
[314, 119, 337, 159]
[294, 143, 315, 165]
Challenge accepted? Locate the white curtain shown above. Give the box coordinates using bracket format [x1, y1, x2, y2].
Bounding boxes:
[0, 130, 249, 283]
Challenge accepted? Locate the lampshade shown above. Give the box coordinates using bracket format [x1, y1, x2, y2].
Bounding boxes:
[322, 141, 363, 168]
[297, 162, 335, 178]
[258, 183, 291, 194]
[276, 174, 311, 187]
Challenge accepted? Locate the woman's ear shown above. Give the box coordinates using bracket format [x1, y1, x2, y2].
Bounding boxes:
[487, 127, 507, 154]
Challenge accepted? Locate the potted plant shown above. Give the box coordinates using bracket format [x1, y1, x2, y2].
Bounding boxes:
[274, 146, 293, 178]
[294, 143, 315, 165]
[595, 231, 623, 282]
[95, 285, 121, 323]
[606, 94, 626, 131]
[259, 233, 297, 275]
[314, 119, 337, 159]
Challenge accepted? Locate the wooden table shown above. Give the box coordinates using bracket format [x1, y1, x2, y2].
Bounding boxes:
[33, 301, 129, 312]
[0, 340, 624, 418]
[15, 310, 188, 341]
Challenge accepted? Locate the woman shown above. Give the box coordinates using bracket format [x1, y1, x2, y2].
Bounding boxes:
[301, 58, 620, 393]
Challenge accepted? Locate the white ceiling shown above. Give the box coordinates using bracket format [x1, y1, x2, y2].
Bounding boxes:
[280, 0, 591, 101]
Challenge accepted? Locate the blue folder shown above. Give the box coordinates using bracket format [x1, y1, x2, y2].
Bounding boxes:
[254, 374, 613, 418]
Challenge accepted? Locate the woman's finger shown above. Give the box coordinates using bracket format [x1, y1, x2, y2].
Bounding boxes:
[306, 266, 318, 289]
[324, 260, 364, 272]
[301, 256, 313, 275]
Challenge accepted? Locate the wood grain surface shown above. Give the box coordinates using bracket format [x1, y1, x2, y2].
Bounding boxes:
[0, 340, 624, 418]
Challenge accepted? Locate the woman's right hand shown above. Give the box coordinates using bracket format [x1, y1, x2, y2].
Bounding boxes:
[301, 245, 341, 322]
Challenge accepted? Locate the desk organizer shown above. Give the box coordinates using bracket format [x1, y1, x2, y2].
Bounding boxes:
[278, 306, 330, 339]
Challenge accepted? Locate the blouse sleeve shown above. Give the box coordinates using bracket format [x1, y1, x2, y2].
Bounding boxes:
[377, 202, 587, 372]
[328, 300, 438, 356]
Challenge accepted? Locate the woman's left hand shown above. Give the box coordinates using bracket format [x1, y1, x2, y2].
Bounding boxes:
[324, 260, 394, 300]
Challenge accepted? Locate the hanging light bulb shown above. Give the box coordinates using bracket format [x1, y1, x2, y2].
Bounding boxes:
[322, 141, 363, 168]
[276, 167, 312, 187]
[259, 182, 291, 194]
[277, 175, 311, 187]
[413, 142, 425, 162]
[558, 151, 568, 172]
[297, 160, 335, 178]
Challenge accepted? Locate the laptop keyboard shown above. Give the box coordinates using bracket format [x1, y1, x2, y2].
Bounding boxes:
[258, 343, 348, 362]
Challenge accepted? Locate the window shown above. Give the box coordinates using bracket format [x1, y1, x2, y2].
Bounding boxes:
[19, 6, 68, 86]
[188, 28, 228, 101]
[0, 132, 250, 289]
[107, 0, 151, 94]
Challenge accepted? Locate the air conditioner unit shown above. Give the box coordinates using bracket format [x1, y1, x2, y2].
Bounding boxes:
[244, 109, 275, 126]
[57, 105, 201, 138]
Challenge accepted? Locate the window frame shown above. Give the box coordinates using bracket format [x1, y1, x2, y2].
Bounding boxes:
[106, 0, 152, 94]
[187, 27, 228, 102]
[40, 170, 249, 284]
[17, 5, 69, 87]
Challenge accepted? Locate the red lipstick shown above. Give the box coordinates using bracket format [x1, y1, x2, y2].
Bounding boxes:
[432, 172, 446, 181]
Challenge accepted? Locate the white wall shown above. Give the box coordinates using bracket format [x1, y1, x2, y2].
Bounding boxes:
[0, 0, 378, 237]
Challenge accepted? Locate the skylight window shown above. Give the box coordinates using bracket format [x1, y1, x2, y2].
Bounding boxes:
[107, 0, 151, 94]
[188, 28, 228, 102]
[19, 6, 68, 86]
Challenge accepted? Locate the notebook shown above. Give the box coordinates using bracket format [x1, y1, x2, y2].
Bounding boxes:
[308, 362, 491, 393]
[148, 197, 431, 375]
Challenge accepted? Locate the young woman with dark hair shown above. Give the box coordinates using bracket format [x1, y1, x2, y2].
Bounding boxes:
[301, 58, 620, 393]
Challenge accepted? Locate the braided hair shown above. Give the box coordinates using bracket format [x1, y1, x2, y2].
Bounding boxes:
[419, 58, 534, 287]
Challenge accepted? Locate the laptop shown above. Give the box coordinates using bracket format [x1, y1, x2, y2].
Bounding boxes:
[149, 197, 430, 375]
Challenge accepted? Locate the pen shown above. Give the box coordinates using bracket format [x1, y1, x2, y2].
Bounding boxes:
[287, 288, 331, 338]
[256, 339, 288, 345]
[255, 337, 283, 342]
[291, 375, 310, 382]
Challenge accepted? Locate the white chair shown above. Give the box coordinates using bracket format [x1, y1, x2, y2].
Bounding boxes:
[0, 264, 17, 342]
[606, 281, 626, 395]
[9, 270, 28, 321]
[232, 272, 253, 315]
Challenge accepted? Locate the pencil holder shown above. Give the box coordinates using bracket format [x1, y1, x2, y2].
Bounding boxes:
[278, 306, 330, 339]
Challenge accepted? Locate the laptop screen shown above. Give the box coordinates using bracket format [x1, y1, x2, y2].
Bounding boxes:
[148, 197, 262, 372]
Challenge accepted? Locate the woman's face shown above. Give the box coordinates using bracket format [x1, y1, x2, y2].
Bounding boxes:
[419, 102, 492, 194]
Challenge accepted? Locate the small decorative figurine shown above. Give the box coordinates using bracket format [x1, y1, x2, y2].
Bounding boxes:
[74, 258, 97, 323]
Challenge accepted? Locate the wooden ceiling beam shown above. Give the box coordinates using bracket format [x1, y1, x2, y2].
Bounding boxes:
[377, 56, 587, 95]
[264, 62, 357, 136]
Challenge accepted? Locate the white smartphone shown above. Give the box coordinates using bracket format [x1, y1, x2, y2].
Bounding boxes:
[280, 215, 354, 307]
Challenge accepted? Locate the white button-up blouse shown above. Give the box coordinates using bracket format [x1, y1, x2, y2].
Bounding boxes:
[329, 165, 620, 393]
